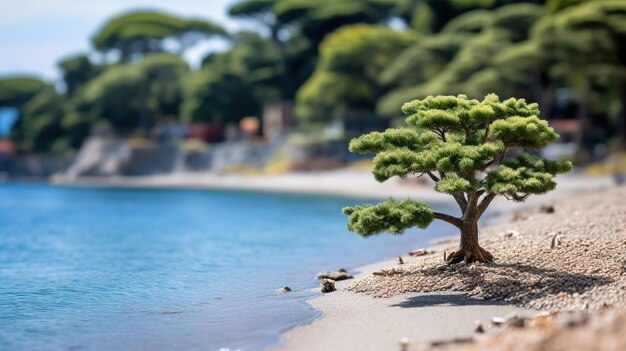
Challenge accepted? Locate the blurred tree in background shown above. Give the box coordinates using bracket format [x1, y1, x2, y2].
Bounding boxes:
[377, 3, 544, 118]
[533, 0, 626, 149]
[0, 76, 46, 109]
[2, 0, 625, 157]
[183, 33, 264, 124]
[0, 76, 47, 152]
[91, 11, 227, 60]
[80, 53, 189, 133]
[296, 24, 415, 123]
[58, 55, 103, 97]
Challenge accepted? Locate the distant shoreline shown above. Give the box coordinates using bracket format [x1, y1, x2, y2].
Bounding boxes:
[53, 169, 612, 205]
[52, 169, 452, 202]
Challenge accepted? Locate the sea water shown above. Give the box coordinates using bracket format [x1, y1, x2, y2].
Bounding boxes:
[0, 183, 453, 351]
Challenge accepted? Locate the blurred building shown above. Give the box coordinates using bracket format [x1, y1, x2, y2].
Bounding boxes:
[263, 101, 295, 141]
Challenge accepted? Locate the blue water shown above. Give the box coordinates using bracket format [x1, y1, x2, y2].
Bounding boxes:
[0, 183, 454, 351]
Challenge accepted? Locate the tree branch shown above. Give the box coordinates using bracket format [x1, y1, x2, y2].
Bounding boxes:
[433, 212, 463, 228]
[477, 193, 497, 218]
[463, 124, 471, 142]
[452, 193, 468, 213]
[479, 159, 494, 171]
[468, 189, 485, 211]
[481, 125, 490, 144]
[426, 171, 440, 182]
[497, 147, 508, 164]
[479, 146, 508, 171]
[512, 192, 530, 202]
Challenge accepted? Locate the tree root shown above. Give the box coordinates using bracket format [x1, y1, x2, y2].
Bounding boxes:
[445, 246, 494, 265]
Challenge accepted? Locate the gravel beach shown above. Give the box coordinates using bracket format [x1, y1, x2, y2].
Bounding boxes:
[348, 185, 626, 312]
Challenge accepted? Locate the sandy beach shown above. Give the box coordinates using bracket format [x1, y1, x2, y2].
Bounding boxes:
[275, 180, 625, 351]
[276, 259, 533, 351]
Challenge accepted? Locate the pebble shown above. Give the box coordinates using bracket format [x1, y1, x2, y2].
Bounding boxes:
[504, 230, 521, 239]
[474, 321, 484, 333]
[505, 314, 526, 328]
[540, 204, 555, 213]
[399, 337, 409, 351]
[316, 271, 353, 281]
[550, 233, 562, 249]
[320, 279, 336, 293]
[491, 317, 506, 327]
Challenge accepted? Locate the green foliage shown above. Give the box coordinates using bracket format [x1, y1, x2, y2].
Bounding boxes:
[545, 0, 593, 14]
[0, 76, 50, 153]
[490, 116, 558, 148]
[342, 199, 434, 237]
[183, 32, 284, 123]
[533, 1, 626, 70]
[81, 53, 189, 131]
[182, 67, 258, 124]
[58, 54, 102, 96]
[296, 24, 415, 122]
[273, 0, 393, 42]
[345, 94, 571, 237]
[228, 0, 284, 40]
[378, 3, 544, 118]
[19, 88, 66, 153]
[8, 86, 70, 153]
[229, 0, 275, 17]
[531, 0, 626, 146]
[92, 11, 226, 59]
[441, 10, 492, 34]
[486, 153, 573, 200]
[0, 76, 46, 108]
[7, 0, 626, 156]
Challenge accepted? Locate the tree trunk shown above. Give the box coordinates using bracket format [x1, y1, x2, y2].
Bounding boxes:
[446, 215, 493, 264]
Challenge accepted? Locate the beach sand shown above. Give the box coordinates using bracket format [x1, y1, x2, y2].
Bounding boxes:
[276, 259, 533, 351]
[276, 182, 626, 351]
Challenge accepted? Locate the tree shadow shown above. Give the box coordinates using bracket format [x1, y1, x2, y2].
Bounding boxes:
[390, 292, 515, 308]
[408, 262, 614, 305]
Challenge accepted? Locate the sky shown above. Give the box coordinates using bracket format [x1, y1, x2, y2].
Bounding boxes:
[0, 0, 244, 81]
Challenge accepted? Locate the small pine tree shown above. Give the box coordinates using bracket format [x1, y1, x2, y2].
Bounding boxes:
[343, 94, 572, 263]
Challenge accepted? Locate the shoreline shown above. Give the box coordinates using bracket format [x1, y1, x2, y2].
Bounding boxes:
[53, 169, 450, 201]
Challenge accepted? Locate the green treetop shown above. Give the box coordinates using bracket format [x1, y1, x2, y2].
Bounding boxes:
[378, 3, 544, 119]
[92, 11, 227, 60]
[0, 76, 46, 109]
[343, 94, 572, 263]
[80, 53, 189, 132]
[296, 24, 415, 123]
